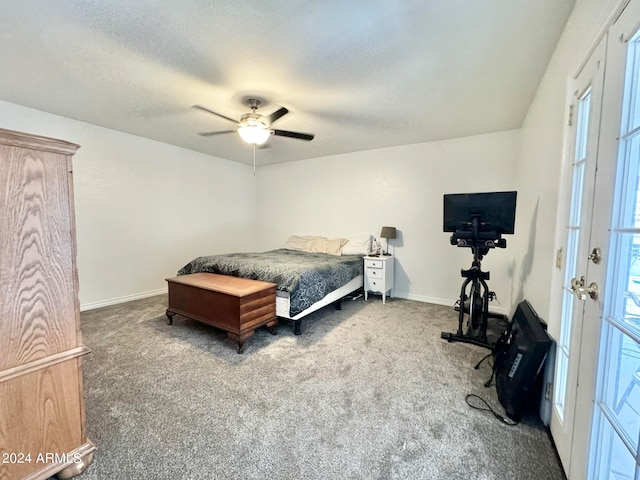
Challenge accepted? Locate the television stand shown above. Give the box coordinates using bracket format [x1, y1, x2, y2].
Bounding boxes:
[440, 191, 516, 358]
[441, 331, 492, 349]
[440, 256, 497, 350]
[440, 311, 508, 349]
[440, 213, 510, 350]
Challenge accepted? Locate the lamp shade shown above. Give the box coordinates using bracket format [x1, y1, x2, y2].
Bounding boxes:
[380, 226, 397, 239]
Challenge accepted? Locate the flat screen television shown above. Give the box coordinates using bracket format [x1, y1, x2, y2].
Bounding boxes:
[443, 191, 517, 235]
[494, 299, 552, 420]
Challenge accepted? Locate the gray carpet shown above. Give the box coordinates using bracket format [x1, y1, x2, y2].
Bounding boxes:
[74, 294, 565, 480]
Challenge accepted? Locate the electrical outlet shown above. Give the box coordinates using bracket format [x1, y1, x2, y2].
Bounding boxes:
[545, 382, 553, 401]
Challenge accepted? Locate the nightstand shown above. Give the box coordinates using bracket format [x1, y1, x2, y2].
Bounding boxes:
[364, 255, 394, 304]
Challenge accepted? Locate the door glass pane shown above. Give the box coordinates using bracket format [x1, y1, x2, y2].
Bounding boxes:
[622, 230, 640, 341]
[628, 32, 640, 131]
[619, 134, 640, 230]
[591, 408, 639, 480]
[576, 91, 592, 161]
[601, 320, 640, 450]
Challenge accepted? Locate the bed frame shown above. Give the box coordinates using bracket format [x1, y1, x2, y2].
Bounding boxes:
[276, 275, 364, 334]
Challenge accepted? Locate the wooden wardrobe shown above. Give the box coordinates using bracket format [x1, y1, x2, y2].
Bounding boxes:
[0, 129, 94, 479]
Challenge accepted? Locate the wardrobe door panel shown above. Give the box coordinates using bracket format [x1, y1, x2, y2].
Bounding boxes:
[0, 146, 78, 371]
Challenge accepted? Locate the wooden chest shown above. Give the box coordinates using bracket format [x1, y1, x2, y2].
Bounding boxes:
[165, 273, 277, 352]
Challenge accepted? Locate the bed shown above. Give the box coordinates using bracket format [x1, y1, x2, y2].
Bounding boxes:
[177, 235, 370, 334]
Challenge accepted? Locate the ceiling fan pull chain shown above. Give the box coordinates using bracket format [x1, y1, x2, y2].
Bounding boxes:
[253, 144, 256, 176]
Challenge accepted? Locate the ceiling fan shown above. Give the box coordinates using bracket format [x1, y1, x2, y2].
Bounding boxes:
[193, 98, 315, 146]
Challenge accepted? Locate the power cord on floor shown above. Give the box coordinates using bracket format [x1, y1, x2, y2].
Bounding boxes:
[474, 352, 493, 370]
[465, 394, 519, 426]
[474, 352, 497, 388]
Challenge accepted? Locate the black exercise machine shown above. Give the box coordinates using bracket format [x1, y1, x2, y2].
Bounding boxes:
[440, 191, 517, 350]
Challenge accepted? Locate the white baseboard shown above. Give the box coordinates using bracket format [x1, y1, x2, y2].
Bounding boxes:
[80, 288, 167, 312]
[393, 291, 509, 316]
[80, 288, 509, 316]
[395, 292, 456, 308]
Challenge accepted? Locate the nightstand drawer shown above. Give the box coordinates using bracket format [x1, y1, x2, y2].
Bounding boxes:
[366, 278, 383, 292]
[366, 260, 383, 269]
[366, 267, 383, 278]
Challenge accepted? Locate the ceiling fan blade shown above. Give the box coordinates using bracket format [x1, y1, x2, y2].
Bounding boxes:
[198, 130, 236, 137]
[272, 129, 314, 141]
[192, 105, 238, 124]
[267, 106, 289, 125]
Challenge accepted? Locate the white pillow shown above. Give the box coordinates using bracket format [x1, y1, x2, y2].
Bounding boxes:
[341, 233, 372, 256]
[284, 235, 348, 256]
[306, 236, 348, 255]
[284, 235, 315, 251]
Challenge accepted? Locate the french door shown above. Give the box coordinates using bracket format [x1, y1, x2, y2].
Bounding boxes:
[551, 1, 640, 478]
[550, 35, 606, 479]
[589, 2, 640, 478]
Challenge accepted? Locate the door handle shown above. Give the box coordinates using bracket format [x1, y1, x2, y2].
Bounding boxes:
[570, 276, 599, 300]
[588, 247, 602, 264]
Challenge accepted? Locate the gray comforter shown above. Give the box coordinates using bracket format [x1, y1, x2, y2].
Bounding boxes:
[177, 249, 363, 317]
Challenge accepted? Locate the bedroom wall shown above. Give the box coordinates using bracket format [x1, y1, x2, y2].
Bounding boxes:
[255, 129, 520, 312]
[3, 0, 611, 319]
[0, 100, 256, 309]
[511, 0, 624, 338]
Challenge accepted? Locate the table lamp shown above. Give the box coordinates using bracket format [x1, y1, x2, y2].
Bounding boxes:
[379, 226, 397, 256]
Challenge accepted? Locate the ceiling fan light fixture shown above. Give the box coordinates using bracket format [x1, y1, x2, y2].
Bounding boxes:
[238, 124, 271, 145]
[193, 98, 313, 146]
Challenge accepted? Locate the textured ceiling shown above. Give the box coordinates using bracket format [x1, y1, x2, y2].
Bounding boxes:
[0, 0, 575, 166]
